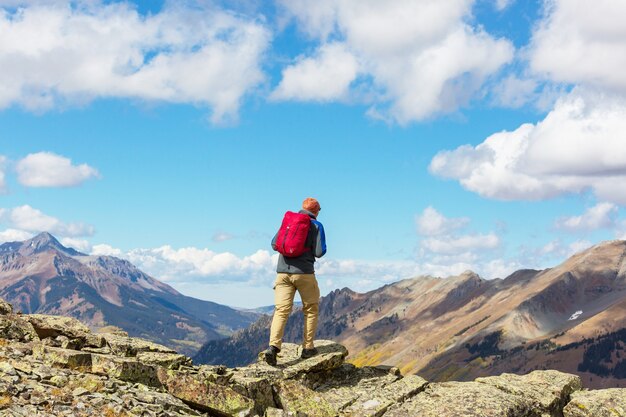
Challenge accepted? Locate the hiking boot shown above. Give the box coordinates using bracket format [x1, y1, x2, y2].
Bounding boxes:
[300, 347, 318, 359]
[261, 345, 280, 366]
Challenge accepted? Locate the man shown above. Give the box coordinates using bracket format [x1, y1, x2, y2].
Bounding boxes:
[262, 197, 327, 366]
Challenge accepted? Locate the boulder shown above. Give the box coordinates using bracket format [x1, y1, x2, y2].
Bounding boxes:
[0, 298, 12, 315]
[229, 372, 276, 413]
[157, 368, 255, 416]
[274, 379, 335, 417]
[252, 340, 348, 379]
[0, 315, 39, 342]
[99, 333, 176, 357]
[340, 374, 428, 416]
[476, 369, 582, 415]
[23, 314, 90, 340]
[310, 364, 403, 412]
[32, 344, 92, 370]
[91, 353, 160, 387]
[136, 351, 192, 369]
[564, 388, 626, 417]
[383, 380, 534, 417]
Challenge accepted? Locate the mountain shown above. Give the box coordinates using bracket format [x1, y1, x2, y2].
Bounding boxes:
[196, 240, 626, 389]
[0, 232, 259, 355]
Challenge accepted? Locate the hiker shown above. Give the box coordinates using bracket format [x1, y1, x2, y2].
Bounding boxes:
[262, 197, 327, 366]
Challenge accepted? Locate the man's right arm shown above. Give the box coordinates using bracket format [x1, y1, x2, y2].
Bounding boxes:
[311, 220, 326, 258]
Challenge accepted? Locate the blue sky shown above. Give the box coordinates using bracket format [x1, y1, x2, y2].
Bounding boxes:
[1, 0, 626, 307]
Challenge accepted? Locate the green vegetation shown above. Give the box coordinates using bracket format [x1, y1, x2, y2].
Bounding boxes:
[454, 315, 491, 337]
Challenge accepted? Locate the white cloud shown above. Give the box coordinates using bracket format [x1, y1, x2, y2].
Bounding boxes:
[125, 246, 277, 283]
[1, 205, 94, 237]
[416, 206, 469, 236]
[91, 243, 122, 257]
[271, 42, 359, 102]
[0, 228, 33, 243]
[491, 75, 538, 108]
[494, 0, 513, 11]
[415, 206, 501, 257]
[481, 258, 522, 279]
[568, 239, 593, 255]
[16, 152, 100, 187]
[59, 237, 91, 252]
[430, 90, 626, 204]
[421, 233, 500, 255]
[555, 202, 618, 233]
[530, 0, 626, 94]
[0, 1, 270, 123]
[275, 0, 513, 123]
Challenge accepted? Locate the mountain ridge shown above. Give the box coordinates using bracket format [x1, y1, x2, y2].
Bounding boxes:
[196, 239, 626, 389]
[0, 232, 259, 356]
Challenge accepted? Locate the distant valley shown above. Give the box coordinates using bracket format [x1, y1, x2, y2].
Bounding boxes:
[0, 232, 259, 355]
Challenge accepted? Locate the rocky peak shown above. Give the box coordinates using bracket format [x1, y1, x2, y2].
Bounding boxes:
[0, 297, 625, 416]
[17, 232, 84, 257]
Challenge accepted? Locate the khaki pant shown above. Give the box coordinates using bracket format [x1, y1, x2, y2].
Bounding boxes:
[269, 273, 320, 350]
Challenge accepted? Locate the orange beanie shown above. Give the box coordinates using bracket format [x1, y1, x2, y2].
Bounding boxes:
[302, 197, 321, 214]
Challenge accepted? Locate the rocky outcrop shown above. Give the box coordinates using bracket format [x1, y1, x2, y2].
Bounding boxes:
[1, 297, 626, 417]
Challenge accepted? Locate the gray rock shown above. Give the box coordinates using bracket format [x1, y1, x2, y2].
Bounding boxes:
[341, 375, 428, 416]
[274, 379, 335, 417]
[32, 344, 92, 370]
[24, 314, 91, 340]
[136, 351, 192, 369]
[99, 333, 177, 357]
[564, 388, 626, 417]
[157, 367, 255, 416]
[0, 298, 13, 315]
[383, 380, 533, 417]
[91, 353, 160, 387]
[0, 315, 40, 342]
[476, 369, 582, 415]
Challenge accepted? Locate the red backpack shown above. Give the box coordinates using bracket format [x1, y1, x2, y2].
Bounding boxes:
[275, 211, 311, 257]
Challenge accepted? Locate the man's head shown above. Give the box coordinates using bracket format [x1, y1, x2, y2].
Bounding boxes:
[302, 197, 321, 217]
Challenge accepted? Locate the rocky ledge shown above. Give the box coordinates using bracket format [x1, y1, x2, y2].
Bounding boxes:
[1, 298, 625, 417]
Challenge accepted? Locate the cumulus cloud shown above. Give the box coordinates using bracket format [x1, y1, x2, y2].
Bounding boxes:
[416, 206, 469, 236]
[0, 228, 33, 243]
[16, 152, 100, 187]
[274, 0, 513, 123]
[91, 243, 123, 257]
[125, 246, 277, 283]
[491, 75, 539, 108]
[421, 233, 500, 255]
[554, 202, 618, 233]
[0, 1, 270, 123]
[416, 206, 501, 257]
[59, 237, 91, 252]
[432, 0, 626, 205]
[271, 42, 359, 102]
[494, 0, 514, 11]
[430, 90, 626, 204]
[413, 206, 506, 279]
[530, 0, 626, 94]
[0, 205, 94, 237]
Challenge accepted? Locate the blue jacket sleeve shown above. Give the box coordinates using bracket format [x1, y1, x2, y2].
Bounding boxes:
[311, 220, 327, 258]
